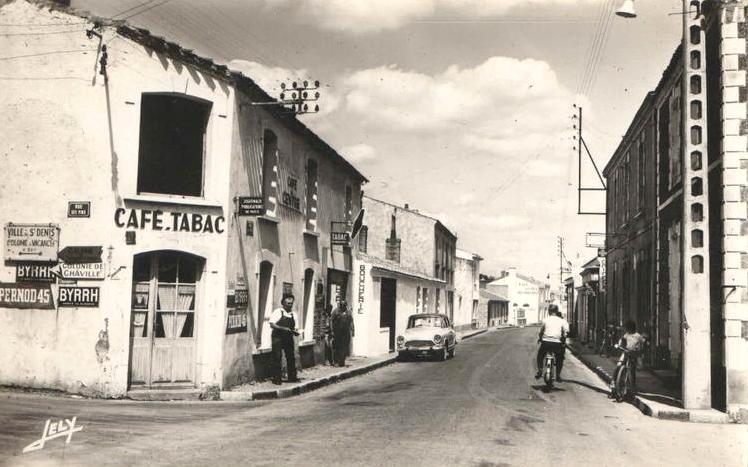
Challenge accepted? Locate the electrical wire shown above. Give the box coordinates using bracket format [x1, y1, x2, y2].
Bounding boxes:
[0, 49, 96, 61]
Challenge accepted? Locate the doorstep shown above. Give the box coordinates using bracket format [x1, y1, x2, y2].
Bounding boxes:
[127, 388, 203, 401]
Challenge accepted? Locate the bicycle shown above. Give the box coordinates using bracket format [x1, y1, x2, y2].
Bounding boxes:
[611, 344, 636, 402]
[543, 349, 556, 389]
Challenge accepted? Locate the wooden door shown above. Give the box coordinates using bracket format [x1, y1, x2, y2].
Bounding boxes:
[129, 252, 200, 387]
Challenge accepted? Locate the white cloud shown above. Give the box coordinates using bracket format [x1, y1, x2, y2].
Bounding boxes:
[340, 143, 377, 163]
[259, 0, 600, 34]
[455, 193, 476, 205]
[468, 213, 530, 229]
[340, 56, 576, 161]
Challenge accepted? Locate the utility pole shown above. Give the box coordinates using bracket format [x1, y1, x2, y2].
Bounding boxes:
[558, 236, 565, 289]
[572, 104, 606, 215]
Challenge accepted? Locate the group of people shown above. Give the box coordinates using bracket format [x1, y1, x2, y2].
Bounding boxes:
[268, 293, 354, 385]
[535, 304, 646, 394]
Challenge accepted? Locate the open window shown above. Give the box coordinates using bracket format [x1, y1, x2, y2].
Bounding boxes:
[137, 94, 211, 197]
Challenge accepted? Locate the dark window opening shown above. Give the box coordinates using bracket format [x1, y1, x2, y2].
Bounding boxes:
[137, 94, 211, 197]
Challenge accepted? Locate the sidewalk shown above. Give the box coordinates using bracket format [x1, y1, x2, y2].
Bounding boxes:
[567, 338, 731, 424]
[221, 327, 489, 401]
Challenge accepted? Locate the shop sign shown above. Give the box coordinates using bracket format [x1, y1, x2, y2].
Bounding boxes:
[226, 308, 247, 334]
[67, 201, 91, 218]
[53, 262, 106, 280]
[114, 208, 225, 234]
[357, 264, 365, 314]
[237, 197, 264, 216]
[599, 257, 607, 292]
[58, 246, 102, 264]
[58, 286, 99, 307]
[280, 174, 301, 212]
[0, 282, 54, 309]
[16, 263, 56, 283]
[4, 224, 59, 262]
[331, 222, 350, 246]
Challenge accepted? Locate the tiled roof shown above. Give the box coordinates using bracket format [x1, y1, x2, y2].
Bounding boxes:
[358, 253, 444, 284]
[480, 289, 508, 302]
[19, 0, 367, 182]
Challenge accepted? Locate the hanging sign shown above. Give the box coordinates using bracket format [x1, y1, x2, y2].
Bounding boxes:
[0, 282, 54, 309]
[4, 224, 59, 262]
[331, 221, 350, 246]
[16, 263, 56, 283]
[58, 286, 100, 307]
[53, 262, 106, 280]
[237, 197, 265, 216]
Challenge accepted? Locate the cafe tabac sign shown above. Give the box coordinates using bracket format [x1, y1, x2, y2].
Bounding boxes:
[4, 224, 59, 262]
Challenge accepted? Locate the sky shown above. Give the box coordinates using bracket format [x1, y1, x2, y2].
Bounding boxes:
[72, 0, 684, 284]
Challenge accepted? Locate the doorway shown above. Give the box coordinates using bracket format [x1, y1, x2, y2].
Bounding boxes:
[129, 251, 202, 388]
[380, 278, 397, 351]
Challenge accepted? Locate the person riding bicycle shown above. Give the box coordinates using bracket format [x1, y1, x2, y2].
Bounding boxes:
[611, 320, 646, 394]
[535, 304, 569, 382]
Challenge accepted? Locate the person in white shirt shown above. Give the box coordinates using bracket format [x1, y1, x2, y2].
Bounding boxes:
[535, 304, 570, 382]
[269, 293, 300, 385]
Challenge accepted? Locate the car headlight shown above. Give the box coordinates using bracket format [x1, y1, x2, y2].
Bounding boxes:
[397, 336, 405, 346]
[433, 334, 442, 344]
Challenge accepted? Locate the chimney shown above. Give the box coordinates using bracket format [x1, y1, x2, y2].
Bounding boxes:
[404, 203, 409, 210]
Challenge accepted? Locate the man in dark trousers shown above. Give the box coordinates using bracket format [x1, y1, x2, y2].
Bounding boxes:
[331, 299, 354, 367]
[269, 293, 300, 385]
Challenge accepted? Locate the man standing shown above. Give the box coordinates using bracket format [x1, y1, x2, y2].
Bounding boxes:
[269, 293, 300, 385]
[323, 304, 335, 366]
[331, 299, 354, 367]
[535, 304, 569, 382]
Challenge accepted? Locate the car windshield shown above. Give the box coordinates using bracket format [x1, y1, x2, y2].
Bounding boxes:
[408, 316, 445, 329]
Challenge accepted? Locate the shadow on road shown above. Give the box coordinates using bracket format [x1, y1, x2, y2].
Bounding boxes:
[563, 379, 610, 396]
[530, 384, 566, 394]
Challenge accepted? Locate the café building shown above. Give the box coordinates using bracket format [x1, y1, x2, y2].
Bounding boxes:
[0, 0, 366, 397]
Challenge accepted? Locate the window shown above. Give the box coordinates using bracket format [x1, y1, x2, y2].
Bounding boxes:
[262, 130, 279, 216]
[305, 159, 318, 231]
[345, 185, 353, 222]
[638, 138, 646, 212]
[137, 94, 211, 197]
[386, 214, 401, 262]
[358, 225, 368, 253]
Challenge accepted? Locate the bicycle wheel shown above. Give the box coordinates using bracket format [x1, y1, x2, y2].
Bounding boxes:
[543, 354, 554, 388]
[614, 366, 629, 402]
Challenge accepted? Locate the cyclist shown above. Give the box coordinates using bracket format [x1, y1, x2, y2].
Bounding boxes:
[611, 320, 646, 394]
[535, 304, 569, 382]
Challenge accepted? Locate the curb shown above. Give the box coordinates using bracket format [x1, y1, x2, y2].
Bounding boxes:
[222, 326, 491, 401]
[566, 345, 730, 424]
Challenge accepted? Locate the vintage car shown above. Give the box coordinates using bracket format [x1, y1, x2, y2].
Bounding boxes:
[396, 313, 457, 361]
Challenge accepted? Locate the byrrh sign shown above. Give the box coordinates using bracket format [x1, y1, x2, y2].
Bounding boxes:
[4, 224, 59, 261]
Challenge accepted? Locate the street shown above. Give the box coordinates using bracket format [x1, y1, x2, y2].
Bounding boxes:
[1, 327, 745, 467]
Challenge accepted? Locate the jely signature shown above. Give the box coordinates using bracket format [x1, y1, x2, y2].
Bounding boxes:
[22, 417, 83, 453]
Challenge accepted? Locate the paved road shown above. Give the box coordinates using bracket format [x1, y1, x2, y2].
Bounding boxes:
[2, 327, 746, 467]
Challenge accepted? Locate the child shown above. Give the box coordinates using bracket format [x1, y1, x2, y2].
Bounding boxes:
[611, 320, 646, 396]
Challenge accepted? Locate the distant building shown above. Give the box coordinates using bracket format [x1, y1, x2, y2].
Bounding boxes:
[453, 249, 482, 331]
[487, 268, 541, 326]
[352, 197, 456, 356]
[478, 289, 509, 327]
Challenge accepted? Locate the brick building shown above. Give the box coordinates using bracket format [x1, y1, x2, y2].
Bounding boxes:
[602, 1, 748, 417]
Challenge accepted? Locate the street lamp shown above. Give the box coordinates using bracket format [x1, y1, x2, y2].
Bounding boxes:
[616, 0, 636, 18]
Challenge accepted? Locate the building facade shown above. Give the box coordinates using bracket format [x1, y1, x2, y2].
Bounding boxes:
[453, 249, 482, 331]
[602, 1, 748, 416]
[0, 1, 366, 396]
[351, 197, 456, 357]
[487, 268, 541, 326]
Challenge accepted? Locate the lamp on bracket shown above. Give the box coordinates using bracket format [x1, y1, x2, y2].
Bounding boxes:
[616, 0, 636, 18]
